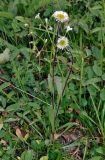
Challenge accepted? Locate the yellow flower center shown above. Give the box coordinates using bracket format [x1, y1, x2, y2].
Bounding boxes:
[59, 40, 66, 46]
[56, 14, 65, 20]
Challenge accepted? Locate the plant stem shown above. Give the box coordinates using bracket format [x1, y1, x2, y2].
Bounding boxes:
[51, 24, 59, 111]
[52, 52, 56, 110]
[79, 30, 84, 104]
[83, 138, 88, 160]
[90, 95, 105, 143]
[55, 67, 72, 120]
[51, 24, 59, 136]
[79, 56, 84, 104]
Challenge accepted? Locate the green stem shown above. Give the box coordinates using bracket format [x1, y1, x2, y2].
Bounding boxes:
[79, 56, 84, 104]
[55, 67, 72, 120]
[79, 30, 84, 104]
[83, 138, 88, 160]
[90, 95, 105, 143]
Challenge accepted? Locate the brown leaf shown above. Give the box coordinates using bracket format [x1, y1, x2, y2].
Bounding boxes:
[0, 139, 7, 146]
[0, 118, 3, 130]
[16, 128, 24, 141]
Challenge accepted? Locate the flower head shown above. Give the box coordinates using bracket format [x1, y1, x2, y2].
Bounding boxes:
[49, 26, 53, 31]
[35, 13, 40, 19]
[57, 36, 69, 50]
[45, 18, 48, 24]
[65, 25, 73, 32]
[39, 24, 41, 28]
[45, 39, 47, 43]
[24, 23, 29, 27]
[53, 11, 69, 23]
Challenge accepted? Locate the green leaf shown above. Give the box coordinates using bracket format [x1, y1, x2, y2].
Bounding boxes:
[58, 122, 77, 135]
[78, 20, 89, 33]
[6, 103, 20, 112]
[90, 156, 103, 160]
[90, 5, 102, 10]
[81, 98, 87, 107]
[100, 89, 105, 101]
[85, 48, 91, 56]
[12, 19, 20, 32]
[4, 118, 18, 123]
[55, 76, 63, 99]
[20, 48, 31, 60]
[40, 156, 48, 160]
[0, 82, 10, 91]
[15, 16, 26, 23]
[93, 62, 102, 76]
[91, 27, 105, 33]
[48, 74, 53, 93]
[87, 85, 98, 96]
[28, 102, 40, 109]
[0, 96, 6, 108]
[83, 78, 101, 86]
[92, 46, 100, 59]
[95, 147, 105, 155]
[86, 66, 94, 79]
[21, 150, 33, 160]
[80, 111, 97, 125]
[0, 11, 13, 19]
[102, 73, 105, 80]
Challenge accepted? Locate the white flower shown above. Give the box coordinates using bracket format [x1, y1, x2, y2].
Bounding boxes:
[53, 11, 69, 23]
[30, 31, 33, 35]
[48, 26, 53, 31]
[17, 157, 21, 160]
[36, 51, 41, 57]
[29, 41, 33, 44]
[35, 13, 40, 19]
[45, 18, 48, 24]
[45, 39, 47, 43]
[65, 25, 73, 32]
[28, 31, 33, 36]
[57, 36, 69, 50]
[39, 24, 41, 28]
[24, 23, 29, 27]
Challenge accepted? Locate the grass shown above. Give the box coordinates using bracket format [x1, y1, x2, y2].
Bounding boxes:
[0, 0, 105, 159]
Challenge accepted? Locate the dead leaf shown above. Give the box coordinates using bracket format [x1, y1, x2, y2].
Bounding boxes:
[53, 133, 61, 140]
[0, 118, 3, 130]
[0, 139, 7, 146]
[16, 128, 24, 141]
[0, 48, 10, 64]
